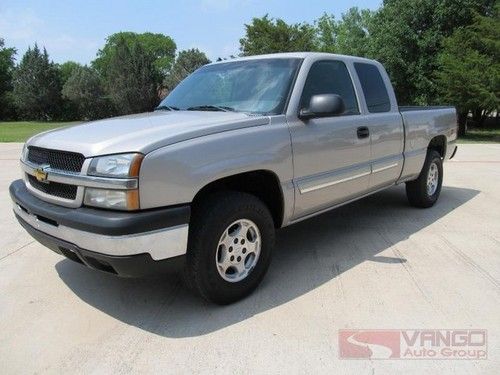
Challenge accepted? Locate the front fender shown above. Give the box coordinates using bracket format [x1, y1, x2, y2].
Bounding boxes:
[139, 117, 294, 218]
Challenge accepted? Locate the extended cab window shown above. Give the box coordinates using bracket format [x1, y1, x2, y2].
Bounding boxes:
[354, 63, 391, 113]
[300, 60, 359, 115]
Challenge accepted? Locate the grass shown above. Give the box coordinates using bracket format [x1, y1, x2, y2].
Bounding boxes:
[0, 121, 80, 142]
[457, 128, 500, 144]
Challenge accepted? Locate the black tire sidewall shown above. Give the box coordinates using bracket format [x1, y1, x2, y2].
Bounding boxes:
[416, 151, 443, 206]
[405, 150, 444, 208]
[426, 154, 443, 203]
[188, 192, 275, 303]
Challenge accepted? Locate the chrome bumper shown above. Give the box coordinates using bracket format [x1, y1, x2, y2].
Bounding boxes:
[10, 179, 190, 262]
[14, 202, 188, 260]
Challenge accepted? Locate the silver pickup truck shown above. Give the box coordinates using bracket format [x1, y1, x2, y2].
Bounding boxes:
[10, 52, 457, 304]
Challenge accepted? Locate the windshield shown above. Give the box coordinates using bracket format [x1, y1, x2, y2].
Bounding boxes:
[159, 58, 302, 115]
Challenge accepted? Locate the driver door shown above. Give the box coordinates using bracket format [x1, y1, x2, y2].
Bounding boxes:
[287, 59, 371, 219]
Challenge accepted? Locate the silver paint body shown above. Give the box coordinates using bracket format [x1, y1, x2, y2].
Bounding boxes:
[22, 52, 457, 259]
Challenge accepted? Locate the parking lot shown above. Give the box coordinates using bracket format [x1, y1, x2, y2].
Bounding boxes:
[1, 143, 499, 374]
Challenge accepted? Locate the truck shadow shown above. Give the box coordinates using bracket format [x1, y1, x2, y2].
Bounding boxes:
[55, 185, 479, 338]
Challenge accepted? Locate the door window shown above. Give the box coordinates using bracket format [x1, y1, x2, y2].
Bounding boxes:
[300, 60, 359, 115]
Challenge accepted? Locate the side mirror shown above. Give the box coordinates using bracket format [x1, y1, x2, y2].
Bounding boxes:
[299, 94, 346, 120]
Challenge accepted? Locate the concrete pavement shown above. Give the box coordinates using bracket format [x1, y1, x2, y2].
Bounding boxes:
[0, 143, 499, 374]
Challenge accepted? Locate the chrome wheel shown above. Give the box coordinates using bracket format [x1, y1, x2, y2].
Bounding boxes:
[215, 219, 261, 283]
[427, 162, 439, 196]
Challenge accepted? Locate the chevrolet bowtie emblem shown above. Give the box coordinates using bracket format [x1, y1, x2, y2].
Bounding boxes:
[34, 165, 49, 182]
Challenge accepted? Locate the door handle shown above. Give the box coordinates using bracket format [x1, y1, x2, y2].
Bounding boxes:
[357, 126, 370, 139]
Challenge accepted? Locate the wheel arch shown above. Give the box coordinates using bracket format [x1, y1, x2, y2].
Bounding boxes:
[192, 170, 285, 228]
[428, 135, 447, 158]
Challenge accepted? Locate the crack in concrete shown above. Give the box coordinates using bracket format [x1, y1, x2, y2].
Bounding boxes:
[0, 240, 35, 261]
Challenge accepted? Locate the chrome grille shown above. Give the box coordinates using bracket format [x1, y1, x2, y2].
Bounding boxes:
[27, 146, 85, 173]
[27, 174, 78, 200]
[26, 146, 84, 201]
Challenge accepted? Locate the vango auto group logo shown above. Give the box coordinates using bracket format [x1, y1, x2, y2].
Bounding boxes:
[339, 329, 487, 360]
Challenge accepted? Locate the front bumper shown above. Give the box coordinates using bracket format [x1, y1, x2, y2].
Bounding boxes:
[10, 179, 190, 276]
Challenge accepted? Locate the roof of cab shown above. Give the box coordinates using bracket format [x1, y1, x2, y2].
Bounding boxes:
[207, 52, 378, 66]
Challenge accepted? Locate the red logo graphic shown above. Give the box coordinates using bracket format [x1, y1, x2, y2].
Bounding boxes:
[339, 329, 487, 360]
[339, 330, 401, 359]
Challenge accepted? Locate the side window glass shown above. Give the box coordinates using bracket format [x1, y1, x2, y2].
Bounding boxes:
[354, 63, 391, 113]
[300, 60, 359, 115]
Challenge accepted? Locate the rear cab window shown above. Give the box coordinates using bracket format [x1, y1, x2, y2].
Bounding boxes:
[354, 63, 391, 113]
[300, 60, 359, 115]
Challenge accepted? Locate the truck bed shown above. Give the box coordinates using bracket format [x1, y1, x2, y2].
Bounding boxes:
[398, 105, 457, 182]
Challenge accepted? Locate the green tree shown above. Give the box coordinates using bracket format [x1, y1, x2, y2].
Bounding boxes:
[62, 65, 113, 120]
[164, 48, 210, 93]
[0, 38, 16, 120]
[437, 8, 500, 135]
[316, 8, 374, 56]
[59, 61, 81, 84]
[240, 15, 317, 56]
[57, 61, 82, 120]
[102, 36, 160, 114]
[12, 44, 62, 120]
[93, 32, 176, 76]
[369, 0, 496, 105]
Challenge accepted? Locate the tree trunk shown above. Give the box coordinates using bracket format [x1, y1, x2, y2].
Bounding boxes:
[473, 109, 483, 127]
[457, 112, 467, 137]
[478, 110, 488, 127]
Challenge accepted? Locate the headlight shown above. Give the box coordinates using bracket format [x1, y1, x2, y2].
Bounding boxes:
[88, 153, 143, 178]
[84, 188, 139, 211]
[85, 153, 143, 210]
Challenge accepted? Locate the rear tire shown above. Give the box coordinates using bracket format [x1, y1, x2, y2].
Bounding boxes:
[185, 191, 275, 304]
[406, 150, 443, 208]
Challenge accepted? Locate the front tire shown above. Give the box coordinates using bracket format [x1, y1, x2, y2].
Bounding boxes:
[406, 150, 443, 208]
[185, 191, 275, 304]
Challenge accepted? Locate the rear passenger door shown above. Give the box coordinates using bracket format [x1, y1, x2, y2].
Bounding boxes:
[353, 62, 404, 190]
[287, 59, 371, 219]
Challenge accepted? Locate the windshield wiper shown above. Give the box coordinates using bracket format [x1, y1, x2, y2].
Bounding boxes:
[186, 105, 236, 112]
[155, 105, 179, 111]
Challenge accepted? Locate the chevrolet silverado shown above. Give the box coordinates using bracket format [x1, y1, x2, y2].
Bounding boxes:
[10, 53, 458, 304]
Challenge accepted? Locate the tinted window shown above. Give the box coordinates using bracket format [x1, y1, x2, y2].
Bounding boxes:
[300, 60, 359, 115]
[354, 63, 391, 113]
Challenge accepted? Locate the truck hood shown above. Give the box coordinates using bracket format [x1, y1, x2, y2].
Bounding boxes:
[28, 111, 270, 157]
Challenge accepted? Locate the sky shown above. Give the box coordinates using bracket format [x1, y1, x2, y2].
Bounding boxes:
[0, 0, 381, 65]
